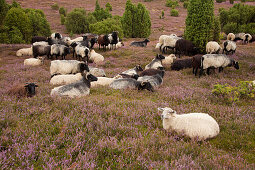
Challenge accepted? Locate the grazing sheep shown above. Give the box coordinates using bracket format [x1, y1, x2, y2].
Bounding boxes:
[33, 41, 49, 46]
[116, 41, 124, 49]
[244, 33, 252, 44]
[137, 74, 163, 87]
[50, 44, 70, 60]
[98, 34, 110, 50]
[16, 47, 33, 57]
[145, 54, 165, 70]
[7, 83, 38, 98]
[206, 41, 221, 54]
[91, 77, 116, 87]
[50, 60, 89, 77]
[130, 39, 150, 47]
[234, 33, 245, 42]
[88, 66, 106, 77]
[50, 72, 98, 98]
[73, 43, 90, 62]
[32, 45, 51, 59]
[110, 78, 154, 92]
[199, 54, 239, 77]
[161, 35, 182, 53]
[121, 65, 143, 76]
[192, 55, 203, 76]
[222, 40, 237, 55]
[162, 54, 177, 68]
[171, 58, 193, 71]
[227, 33, 235, 41]
[24, 57, 44, 66]
[158, 107, 220, 141]
[175, 39, 198, 58]
[89, 49, 104, 64]
[139, 69, 165, 78]
[51, 32, 62, 40]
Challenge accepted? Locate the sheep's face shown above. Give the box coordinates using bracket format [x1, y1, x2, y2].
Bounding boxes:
[86, 73, 98, 82]
[138, 81, 154, 92]
[80, 63, 90, 73]
[136, 65, 143, 71]
[158, 107, 176, 119]
[65, 47, 71, 54]
[145, 39, 150, 43]
[24, 83, 38, 97]
[156, 54, 165, 60]
[234, 61, 239, 70]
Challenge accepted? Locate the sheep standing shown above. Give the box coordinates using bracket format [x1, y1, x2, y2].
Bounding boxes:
[32, 45, 51, 59]
[89, 49, 104, 64]
[244, 33, 252, 44]
[227, 33, 235, 41]
[98, 35, 110, 50]
[161, 35, 181, 53]
[145, 54, 165, 70]
[158, 107, 220, 141]
[24, 57, 44, 66]
[16, 47, 33, 57]
[199, 54, 239, 77]
[206, 41, 221, 54]
[171, 58, 193, 71]
[175, 39, 198, 58]
[108, 31, 119, 49]
[222, 40, 236, 55]
[7, 83, 38, 98]
[50, 44, 70, 60]
[73, 43, 90, 62]
[234, 33, 245, 42]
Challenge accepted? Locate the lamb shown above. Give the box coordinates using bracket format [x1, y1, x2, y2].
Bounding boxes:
[32, 41, 49, 46]
[50, 44, 70, 60]
[222, 40, 237, 55]
[130, 39, 150, 47]
[24, 57, 44, 66]
[50, 72, 98, 98]
[120, 65, 143, 76]
[227, 33, 235, 41]
[199, 54, 239, 77]
[162, 54, 177, 68]
[192, 55, 203, 76]
[137, 74, 163, 87]
[175, 39, 198, 58]
[16, 47, 33, 57]
[7, 83, 38, 98]
[109, 78, 154, 92]
[31, 36, 47, 44]
[139, 69, 165, 78]
[158, 107, 220, 141]
[206, 41, 221, 54]
[51, 32, 62, 40]
[145, 54, 165, 70]
[171, 58, 193, 71]
[50, 60, 89, 77]
[32, 45, 51, 59]
[89, 49, 104, 64]
[91, 77, 116, 87]
[88, 66, 106, 77]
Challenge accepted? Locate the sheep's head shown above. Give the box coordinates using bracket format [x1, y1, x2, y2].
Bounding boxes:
[145, 39, 150, 43]
[37, 57, 45, 64]
[131, 74, 139, 80]
[79, 63, 90, 73]
[156, 54, 165, 60]
[136, 65, 143, 72]
[24, 83, 38, 97]
[64, 47, 71, 55]
[86, 73, 98, 82]
[158, 107, 177, 119]
[233, 61, 239, 70]
[138, 81, 154, 92]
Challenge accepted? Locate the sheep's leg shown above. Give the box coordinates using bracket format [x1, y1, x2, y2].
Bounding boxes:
[193, 67, 195, 74]
[195, 67, 198, 76]
[206, 68, 210, 75]
[199, 69, 204, 78]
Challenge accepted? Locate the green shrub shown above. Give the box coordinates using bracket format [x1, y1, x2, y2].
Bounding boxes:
[51, 3, 59, 10]
[105, 2, 112, 11]
[121, 0, 151, 38]
[0, 25, 10, 43]
[59, 7, 67, 17]
[240, 23, 255, 35]
[166, 0, 179, 7]
[171, 9, 179, 17]
[89, 17, 124, 38]
[93, 0, 112, 21]
[222, 22, 240, 34]
[0, 0, 9, 25]
[241, 0, 246, 2]
[9, 0, 20, 9]
[179, 0, 186, 2]
[216, 0, 223, 3]
[8, 26, 25, 43]
[183, 1, 189, 8]
[160, 10, 165, 19]
[212, 16, 221, 42]
[219, 8, 228, 28]
[60, 14, 65, 25]
[184, 0, 214, 53]
[229, 0, 234, 4]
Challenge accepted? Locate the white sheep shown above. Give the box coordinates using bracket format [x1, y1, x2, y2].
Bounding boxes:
[50, 73, 83, 85]
[110, 78, 154, 91]
[206, 41, 222, 54]
[16, 47, 33, 57]
[89, 49, 104, 64]
[158, 107, 220, 140]
[91, 77, 116, 87]
[145, 54, 165, 70]
[116, 42, 124, 49]
[155, 43, 161, 49]
[162, 54, 176, 66]
[89, 66, 106, 77]
[24, 57, 44, 66]
[223, 40, 237, 55]
[161, 35, 182, 53]
[32, 41, 49, 46]
[120, 65, 143, 76]
[244, 33, 252, 44]
[51, 32, 62, 40]
[75, 44, 90, 62]
[227, 33, 235, 41]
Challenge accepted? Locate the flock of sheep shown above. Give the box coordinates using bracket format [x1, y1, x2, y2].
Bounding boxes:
[10, 30, 255, 141]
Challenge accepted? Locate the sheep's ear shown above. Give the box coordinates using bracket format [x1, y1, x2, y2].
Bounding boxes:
[158, 107, 165, 112]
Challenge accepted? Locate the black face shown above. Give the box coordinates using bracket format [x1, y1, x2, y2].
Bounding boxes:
[85, 49, 89, 57]
[80, 63, 90, 72]
[70, 42, 77, 48]
[138, 82, 154, 92]
[65, 47, 71, 54]
[136, 65, 143, 71]
[234, 61, 239, 70]
[145, 39, 150, 43]
[131, 74, 139, 80]
[55, 33, 61, 39]
[156, 54, 165, 60]
[87, 74, 98, 82]
[157, 66, 165, 71]
[24, 83, 38, 97]
[83, 36, 88, 41]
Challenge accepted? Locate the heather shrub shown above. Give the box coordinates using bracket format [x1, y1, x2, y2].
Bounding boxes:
[166, 0, 179, 7]
[51, 3, 59, 10]
[59, 7, 67, 17]
[0, 0, 9, 25]
[105, 2, 112, 11]
[171, 9, 179, 17]
[183, 1, 189, 8]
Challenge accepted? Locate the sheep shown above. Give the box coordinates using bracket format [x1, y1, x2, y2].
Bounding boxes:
[175, 39, 198, 58]
[24, 57, 44, 66]
[199, 54, 239, 77]
[7, 83, 38, 98]
[161, 35, 181, 53]
[171, 58, 193, 71]
[98, 34, 110, 50]
[16, 47, 33, 57]
[33, 41, 49, 46]
[88, 66, 106, 77]
[51, 32, 62, 40]
[78, 36, 97, 49]
[130, 39, 150, 47]
[155, 43, 161, 50]
[116, 41, 124, 49]
[89, 49, 104, 64]
[50, 73, 83, 85]
[71, 43, 90, 62]
[206, 41, 221, 54]
[50, 60, 89, 77]
[116, 74, 139, 80]
[137, 74, 163, 87]
[50, 72, 98, 98]
[145, 54, 165, 70]
[109, 78, 154, 92]
[244, 33, 252, 44]
[222, 40, 237, 55]
[158, 107, 220, 141]
[162, 54, 177, 68]
[192, 55, 203, 76]
[227, 33, 235, 41]
[108, 31, 119, 49]
[120, 65, 143, 76]
[31, 36, 47, 44]
[140, 69, 165, 78]
[91, 77, 116, 87]
[234, 33, 245, 42]
[251, 35, 255, 43]
[50, 44, 70, 60]
[32, 45, 51, 59]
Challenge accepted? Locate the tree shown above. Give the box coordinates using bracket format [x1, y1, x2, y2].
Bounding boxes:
[0, 0, 9, 25]
[93, 0, 112, 21]
[184, 0, 214, 53]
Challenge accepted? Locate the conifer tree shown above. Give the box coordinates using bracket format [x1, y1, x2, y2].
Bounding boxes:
[0, 0, 9, 25]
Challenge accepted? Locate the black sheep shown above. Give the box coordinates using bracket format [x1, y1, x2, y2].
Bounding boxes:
[175, 39, 198, 58]
[171, 58, 193, 71]
[192, 55, 202, 76]
[130, 39, 150, 47]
